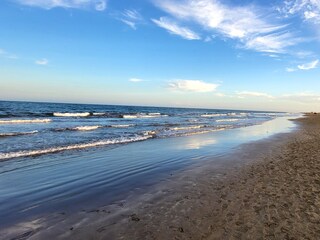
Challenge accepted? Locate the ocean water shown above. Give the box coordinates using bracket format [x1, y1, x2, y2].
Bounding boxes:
[0, 101, 300, 228]
[0, 101, 289, 160]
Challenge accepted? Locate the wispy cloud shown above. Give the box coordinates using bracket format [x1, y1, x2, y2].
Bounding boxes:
[152, 17, 201, 40]
[168, 79, 219, 92]
[286, 67, 296, 72]
[154, 0, 301, 53]
[129, 78, 144, 82]
[282, 92, 320, 102]
[279, 0, 320, 24]
[244, 32, 300, 53]
[0, 48, 19, 59]
[120, 9, 143, 29]
[298, 59, 319, 70]
[35, 58, 48, 65]
[236, 91, 274, 99]
[286, 59, 319, 72]
[17, 0, 107, 11]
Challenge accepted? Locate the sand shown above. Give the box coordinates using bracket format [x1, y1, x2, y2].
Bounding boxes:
[3, 114, 320, 239]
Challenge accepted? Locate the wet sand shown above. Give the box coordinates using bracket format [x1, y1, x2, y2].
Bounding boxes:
[3, 114, 320, 239]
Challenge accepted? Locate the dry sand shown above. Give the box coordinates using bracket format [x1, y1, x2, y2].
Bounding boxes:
[3, 114, 320, 240]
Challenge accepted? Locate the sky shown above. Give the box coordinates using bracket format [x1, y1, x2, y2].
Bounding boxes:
[0, 0, 320, 112]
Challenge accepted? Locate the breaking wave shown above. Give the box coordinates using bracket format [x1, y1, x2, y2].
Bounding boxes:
[216, 118, 241, 122]
[170, 125, 204, 131]
[53, 112, 91, 117]
[0, 119, 52, 124]
[201, 114, 227, 117]
[0, 135, 153, 160]
[122, 113, 168, 119]
[72, 126, 101, 131]
[0, 130, 38, 138]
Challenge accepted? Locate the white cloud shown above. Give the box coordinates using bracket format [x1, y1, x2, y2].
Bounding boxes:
[297, 59, 319, 70]
[94, 0, 106, 11]
[215, 92, 226, 97]
[35, 58, 48, 65]
[282, 92, 320, 102]
[236, 91, 274, 99]
[244, 32, 300, 53]
[154, 0, 298, 53]
[286, 67, 296, 72]
[280, 0, 320, 24]
[17, 0, 107, 11]
[120, 9, 143, 29]
[152, 17, 201, 40]
[129, 78, 144, 82]
[168, 79, 219, 92]
[0, 48, 19, 60]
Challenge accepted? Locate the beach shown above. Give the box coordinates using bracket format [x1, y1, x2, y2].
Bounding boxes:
[2, 114, 320, 239]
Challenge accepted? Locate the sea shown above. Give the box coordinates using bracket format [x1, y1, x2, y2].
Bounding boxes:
[0, 101, 289, 160]
[0, 101, 298, 228]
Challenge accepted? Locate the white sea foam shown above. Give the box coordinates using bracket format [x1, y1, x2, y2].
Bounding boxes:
[0, 135, 152, 160]
[143, 130, 157, 136]
[73, 126, 101, 131]
[93, 112, 105, 116]
[53, 112, 91, 117]
[0, 119, 52, 124]
[122, 115, 138, 119]
[110, 124, 134, 128]
[171, 125, 204, 131]
[0, 130, 38, 137]
[201, 114, 226, 117]
[216, 118, 241, 122]
[122, 113, 167, 119]
[139, 115, 159, 118]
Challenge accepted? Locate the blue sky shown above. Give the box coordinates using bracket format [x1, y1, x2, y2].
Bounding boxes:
[1, 0, 320, 112]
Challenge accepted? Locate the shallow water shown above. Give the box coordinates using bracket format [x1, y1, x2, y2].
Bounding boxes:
[0, 115, 298, 227]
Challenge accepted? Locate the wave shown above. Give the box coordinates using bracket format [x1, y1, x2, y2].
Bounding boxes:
[201, 114, 227, 117]
[122, 115, 138, 119]
[54, 124, 135, 132]
[170, 125, 204, 131]
[0, 119, 52, 124]
[54, 125, 103, 132]
[0, 130, 38, 138]
[53, 112, 91, 117]
[0, 135, 153, 160]
[73, 126, 101, 131]
[110, 124, 134, 128]
[216, 118, 241, 122]
[121, 113, 168, 119]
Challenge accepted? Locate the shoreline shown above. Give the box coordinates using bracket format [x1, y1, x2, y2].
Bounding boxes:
[2, 115, 317, 239]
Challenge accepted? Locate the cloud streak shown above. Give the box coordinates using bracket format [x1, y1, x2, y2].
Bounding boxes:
[152, 17, 201, 40]
[154, 0, 301, 53]
[236, 91, 274, 99]
[35, 58, 48, 65]
[298, 59, 319, 70]
[286, 59, 319, 71]
[17, 0, 107, 11]
[129, 78, 144, 82]
[168, 79, 219, 92]
[120, 9, 143, 29]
